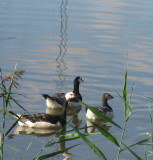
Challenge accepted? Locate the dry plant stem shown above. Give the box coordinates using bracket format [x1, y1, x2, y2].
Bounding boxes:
[0, 69, 4, 160]
[0, 68, 16, 160]
[1, 97, 5, 160]
[2, 70, 25, 88]
[0, 73, 5, 160]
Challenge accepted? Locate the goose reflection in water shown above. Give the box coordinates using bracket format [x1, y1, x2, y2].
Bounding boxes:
[8, 125, 61, 138]
[8, 126, 72, 160]
[85, 119, 112, 134]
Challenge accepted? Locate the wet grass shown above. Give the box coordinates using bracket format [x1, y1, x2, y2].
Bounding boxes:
[0, 65, 153, 160]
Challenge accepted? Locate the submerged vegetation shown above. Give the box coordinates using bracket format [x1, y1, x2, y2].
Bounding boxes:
[0, 65, 153, 160]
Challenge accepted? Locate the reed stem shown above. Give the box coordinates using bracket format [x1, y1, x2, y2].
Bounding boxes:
[117, 121, 127, 160]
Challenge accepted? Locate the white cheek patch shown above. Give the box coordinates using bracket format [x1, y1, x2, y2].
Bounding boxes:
[65, 92, 74, 101]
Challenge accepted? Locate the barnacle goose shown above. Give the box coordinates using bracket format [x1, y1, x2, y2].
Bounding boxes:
[42, 76, 84, 109]
[9, 92, 76, 129]
[86, 93, 114, 119]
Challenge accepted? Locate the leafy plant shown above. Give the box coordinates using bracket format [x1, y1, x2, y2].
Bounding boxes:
[0, 66, 25, 160]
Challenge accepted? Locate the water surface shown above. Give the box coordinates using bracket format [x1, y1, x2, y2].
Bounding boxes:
[1, 0, 153, 159]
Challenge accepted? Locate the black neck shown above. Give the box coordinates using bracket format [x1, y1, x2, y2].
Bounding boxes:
[102, 98, 112, 110]
[73, 81, 82, 100]
[73, 81, 79, 94]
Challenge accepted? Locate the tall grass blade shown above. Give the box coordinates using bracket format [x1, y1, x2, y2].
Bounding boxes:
[4, 66, 16, 107]
[66, 124, 92, 133]
[0, 109, 17, 120]
[120, 138, 151, 152]
[117, 63, 132, 160]
[0, 129, 1, 145]
[52, 131, 102, 147]
[69, 123, 107, 160]
[115, 90, 132, 121]
[64, 131, 100, 138]
[48, 137, 80, 147]
[123, 64, 128, 117]
[129, 76, 136, 106]
[20, 141, 32, 160]
[37, 144, 79, 160]
[0, 66, 17, 160]
[149, 105, 153, 127]
[144, 151, 153, 159]
[123, 143, 143, 160]
[4, 144, 21, 152]
[80, 115, 119, 146]
[33, 135, 56, 160]
[9, 96, 31, 115]
[148, 105, 153, 150]
[5, 117, 19, 137]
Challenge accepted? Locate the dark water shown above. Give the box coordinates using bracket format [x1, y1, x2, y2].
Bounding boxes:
[1, 0, 153, 159]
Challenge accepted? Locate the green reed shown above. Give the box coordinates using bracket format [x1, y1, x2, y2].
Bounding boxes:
[0, 66, 26, 160]
[116, 63, 131, 160]
[115, 63, 144, 160]
[0, 67, 15, 160]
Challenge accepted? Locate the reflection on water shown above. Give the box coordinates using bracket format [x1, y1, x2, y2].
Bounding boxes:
[9, 126, 72, 159]
[8, 126, 59, 138]
[55, 0, 68, 91]
[85, 119, 111, 134]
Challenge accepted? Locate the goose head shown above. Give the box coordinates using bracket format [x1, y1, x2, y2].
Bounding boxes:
[103, 93, 114, 100]
[65, 92, 76, 101]
[102, 93, 114, 107]
[74, 76, 84, 84]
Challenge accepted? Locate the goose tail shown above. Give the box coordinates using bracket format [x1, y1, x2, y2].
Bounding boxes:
[9, 111, 20, 119]
[42, 94, 54, 100]
[42, 94, 49, 99]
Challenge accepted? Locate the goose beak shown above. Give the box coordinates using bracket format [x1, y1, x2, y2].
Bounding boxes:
[110, 95, 114, 99]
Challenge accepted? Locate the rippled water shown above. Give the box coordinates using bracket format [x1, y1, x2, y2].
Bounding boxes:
[1, 0, 153, 159]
